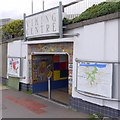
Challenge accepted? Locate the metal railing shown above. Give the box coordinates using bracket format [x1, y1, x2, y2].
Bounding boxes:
[63, 0, 106, 19]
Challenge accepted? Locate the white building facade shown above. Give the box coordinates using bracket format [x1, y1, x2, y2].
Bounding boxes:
[7, 0, 120, 117]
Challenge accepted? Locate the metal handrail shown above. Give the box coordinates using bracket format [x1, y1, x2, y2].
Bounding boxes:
[75, 87, 120, 101]
[63, 0, 84, 8]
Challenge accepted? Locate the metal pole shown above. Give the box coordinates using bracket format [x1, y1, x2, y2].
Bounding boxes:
[63, 0, 84, 8]
[31, 0, 33, 14]
[23, 13, 26, 41]
[48, 77, 51, 99]
[59, 1, 63, 38]
[112, 63, 114, 98]
[76, 62, 78, 90]
[43, 0, 44, 11]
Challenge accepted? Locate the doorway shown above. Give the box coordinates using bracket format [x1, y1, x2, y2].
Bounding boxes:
[32, 53, 69, 105]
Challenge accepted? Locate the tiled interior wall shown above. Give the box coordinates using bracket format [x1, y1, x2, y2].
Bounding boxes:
[20, 83, 32, 92]
[28, 42, 73, 95]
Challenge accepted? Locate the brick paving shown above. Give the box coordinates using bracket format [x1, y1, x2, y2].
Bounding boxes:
[5, 96, 47, 114]
[1, 87, 88, 118]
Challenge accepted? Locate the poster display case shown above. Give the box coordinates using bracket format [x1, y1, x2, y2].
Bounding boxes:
[7, 57, 21, 77]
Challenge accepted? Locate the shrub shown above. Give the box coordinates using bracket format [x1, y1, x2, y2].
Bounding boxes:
[2, 20, 24, 40]
[63, 18, 72, 26]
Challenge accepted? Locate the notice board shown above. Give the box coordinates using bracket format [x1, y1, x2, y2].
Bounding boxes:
[76, 62, 113, 98]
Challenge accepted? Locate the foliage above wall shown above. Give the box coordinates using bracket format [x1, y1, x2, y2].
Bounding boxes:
[63, 1, 120, 25]
[2, 20, 23, 40]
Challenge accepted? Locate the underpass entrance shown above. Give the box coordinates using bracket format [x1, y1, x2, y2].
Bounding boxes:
[32, 53, 69, 105]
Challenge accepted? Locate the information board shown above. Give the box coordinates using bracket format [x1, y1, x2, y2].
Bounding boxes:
[76, 62, 113, 98]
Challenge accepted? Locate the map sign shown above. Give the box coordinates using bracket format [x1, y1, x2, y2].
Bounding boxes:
[77, 62, 113, 98]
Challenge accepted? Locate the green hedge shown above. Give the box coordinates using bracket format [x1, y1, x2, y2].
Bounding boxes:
[63, 1, 120, 25]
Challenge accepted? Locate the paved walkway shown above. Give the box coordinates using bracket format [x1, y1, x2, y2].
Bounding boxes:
[0, 84, 8, 90]
[1, 85, 89, 118]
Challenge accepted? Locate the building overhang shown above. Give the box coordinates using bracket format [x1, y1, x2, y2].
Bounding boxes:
[24, 37, 74, 45]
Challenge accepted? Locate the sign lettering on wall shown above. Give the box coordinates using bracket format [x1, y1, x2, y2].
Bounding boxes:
[76, 62, 113, 98]
[7, 58, 21, 77]
[25, 7, 59, 38]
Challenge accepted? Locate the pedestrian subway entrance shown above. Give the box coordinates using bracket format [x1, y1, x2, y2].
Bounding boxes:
[32, 53, 69, 105]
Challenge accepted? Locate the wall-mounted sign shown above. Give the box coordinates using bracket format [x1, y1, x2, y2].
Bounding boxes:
[7, 58, 21, 77]
[25, 7, 60, 39]
[76, 62, 113, 98]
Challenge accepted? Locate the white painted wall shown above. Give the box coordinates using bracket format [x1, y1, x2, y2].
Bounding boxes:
[8, 40, 29, 84]
[8, 41, 21, 57]
[20, 42, 29, 83]
[81, 22, 105, 61]
[118, 19, 120, 110]
[71, 19, 119, 110]
[104, 19, 118, 61]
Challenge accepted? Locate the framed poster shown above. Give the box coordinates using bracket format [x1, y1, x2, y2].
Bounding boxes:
[7, 58, 21, 77]
[76, 62, 113, 98]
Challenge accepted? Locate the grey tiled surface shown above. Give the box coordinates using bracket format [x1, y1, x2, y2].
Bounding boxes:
[20, 83, 32, 91]
[70, 97, 120, 118]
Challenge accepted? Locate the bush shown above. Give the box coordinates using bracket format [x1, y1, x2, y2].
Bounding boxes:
[2, 20, 23, 40]
[63, 18, 72, 26]
[88, 113, 103, 120]
[63, 1, 120, 25]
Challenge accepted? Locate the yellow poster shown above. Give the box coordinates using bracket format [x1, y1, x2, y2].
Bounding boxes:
[53, 70, 60, 80]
